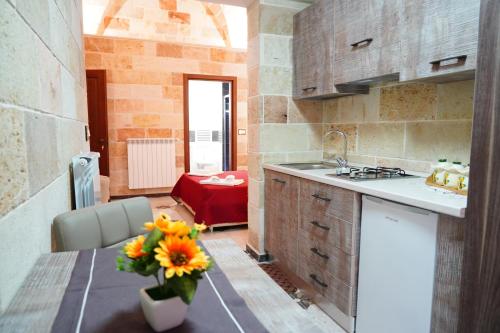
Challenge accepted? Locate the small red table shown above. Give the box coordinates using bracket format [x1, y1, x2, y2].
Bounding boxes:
[171, 171, 248, 227]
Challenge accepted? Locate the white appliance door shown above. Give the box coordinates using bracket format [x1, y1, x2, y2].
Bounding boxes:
[356, 196, 438, 333]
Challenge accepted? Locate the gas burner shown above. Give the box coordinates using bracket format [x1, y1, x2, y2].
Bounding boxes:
[329, 166, 419, 182]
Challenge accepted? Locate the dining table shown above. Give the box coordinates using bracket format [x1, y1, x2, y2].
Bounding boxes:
[0, 241, 266, 333]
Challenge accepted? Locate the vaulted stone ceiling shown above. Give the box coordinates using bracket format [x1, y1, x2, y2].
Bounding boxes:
[82, 0, 246, 48]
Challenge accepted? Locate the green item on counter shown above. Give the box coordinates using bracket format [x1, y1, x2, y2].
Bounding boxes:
[438, 159, 447, 162]
[453, 161, 462, 165]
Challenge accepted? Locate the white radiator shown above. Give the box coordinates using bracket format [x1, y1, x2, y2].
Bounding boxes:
[127, 138, 176, 189]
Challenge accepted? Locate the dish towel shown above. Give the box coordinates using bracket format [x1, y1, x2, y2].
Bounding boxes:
[199, 175, 245, 186]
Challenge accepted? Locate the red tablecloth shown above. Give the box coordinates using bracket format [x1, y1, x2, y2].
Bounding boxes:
[171, 171, 248, 226]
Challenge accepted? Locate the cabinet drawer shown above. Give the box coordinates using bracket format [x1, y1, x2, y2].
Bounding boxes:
[298, 257, 356, 316]
[299, 232, 358, 286]
[300, 179, 358, 223]
[300, 212, 358, 256]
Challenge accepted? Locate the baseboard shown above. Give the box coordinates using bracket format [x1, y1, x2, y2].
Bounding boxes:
[245, 244, 269, 262]
[110, 192, 171, 200]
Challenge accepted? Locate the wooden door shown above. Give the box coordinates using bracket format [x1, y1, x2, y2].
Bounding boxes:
[264, 170, 299, 273]
[293, 0, 337, 99]
[333, 0, 402, 84]
[400, 0, 480, 82]
[86, 70, 109, 176]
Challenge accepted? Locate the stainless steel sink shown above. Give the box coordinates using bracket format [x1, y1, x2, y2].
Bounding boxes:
[278, 162, 338, 170]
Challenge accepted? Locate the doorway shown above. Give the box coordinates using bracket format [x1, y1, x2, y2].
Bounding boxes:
[183, 74, 237, 173]
[86, 70, 109, 176]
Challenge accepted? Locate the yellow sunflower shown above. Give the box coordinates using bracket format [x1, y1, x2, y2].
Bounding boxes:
[154, 236, 210, 278]
[124, 235, 147, 259]
[194, 223, 207, 232]
[144, 214, 191, 238]
[144, 213, 171, 231]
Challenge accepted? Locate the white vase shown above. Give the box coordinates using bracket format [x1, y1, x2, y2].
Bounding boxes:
[139, 287, 188, 332]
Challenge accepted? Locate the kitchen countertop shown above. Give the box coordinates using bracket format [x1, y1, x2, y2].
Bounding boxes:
[263, 164, 467, 218]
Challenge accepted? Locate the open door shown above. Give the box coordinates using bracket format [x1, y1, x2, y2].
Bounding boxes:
[86, 70, 109, 176]
[183, 74, 237, 173]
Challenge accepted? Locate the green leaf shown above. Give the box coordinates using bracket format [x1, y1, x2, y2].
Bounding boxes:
[170, 276, 198, 304]
[142, 228, 163, 253]
[137, 260, 161, 277]
[189, 228, 199, 239]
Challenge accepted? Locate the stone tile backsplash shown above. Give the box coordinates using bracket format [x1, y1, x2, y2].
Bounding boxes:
[323, 80, 475, 172]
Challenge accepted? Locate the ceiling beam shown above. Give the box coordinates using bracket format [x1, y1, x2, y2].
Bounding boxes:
[95, 0, 128, 36]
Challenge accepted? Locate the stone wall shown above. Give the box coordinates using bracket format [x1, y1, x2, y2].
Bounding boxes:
[84, 35, 248, 197]
[247, 0, 320, 253]
[323, 80, 474, 172]
[0, 0, 88, 311]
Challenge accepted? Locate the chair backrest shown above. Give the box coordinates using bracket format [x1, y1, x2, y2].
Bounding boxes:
[53, 196, 153, 252]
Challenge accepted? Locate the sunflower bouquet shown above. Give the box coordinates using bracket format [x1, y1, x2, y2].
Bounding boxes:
[116, 213, 212, 304]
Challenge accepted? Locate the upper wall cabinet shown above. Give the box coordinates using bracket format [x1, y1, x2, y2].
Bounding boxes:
[333, 0, 403, 85]
[400, 0, 480, 82]
[293, 0, 336, 99]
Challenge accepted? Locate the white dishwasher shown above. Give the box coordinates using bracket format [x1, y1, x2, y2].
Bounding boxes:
[356, 195, 438, 333]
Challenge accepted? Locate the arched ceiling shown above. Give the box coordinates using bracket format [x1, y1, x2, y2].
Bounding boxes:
[83, 0, 247, 49]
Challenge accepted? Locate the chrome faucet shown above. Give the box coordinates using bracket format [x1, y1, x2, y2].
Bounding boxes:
[324, 129, 348, 167]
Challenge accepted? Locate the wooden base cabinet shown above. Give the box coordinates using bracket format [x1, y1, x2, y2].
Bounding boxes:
[264, 171, 299, 274]
[264, 170, 361, 332]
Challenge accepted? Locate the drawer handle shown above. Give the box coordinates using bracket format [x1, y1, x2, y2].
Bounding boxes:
[310, 220, 330, 231]
[430, 55, 467, 69]
[312, 193, 331, 202]
[302, 87, 317, 92]
[310, 247, 329, 259]
[272, 178, 286, 184]
[309, 274, 328, 288]
[350, 38, 373, 48]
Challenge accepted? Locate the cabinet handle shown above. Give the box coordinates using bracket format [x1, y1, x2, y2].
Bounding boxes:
[272, 178, 286, 184]
[312, 193, 331, 202]
[310, 220, 330, 231]
[350, 38, 373, 48]
[430, 55, 467, 68]
[310, 247, 329, 259]
[302, 87, 317, 92]
[309, 274, 328, 288]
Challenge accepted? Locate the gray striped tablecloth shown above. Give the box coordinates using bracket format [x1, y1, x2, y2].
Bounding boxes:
[0, 246, 267, 333]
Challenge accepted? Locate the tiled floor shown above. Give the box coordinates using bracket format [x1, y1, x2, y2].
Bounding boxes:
[148, 196, 249, 249]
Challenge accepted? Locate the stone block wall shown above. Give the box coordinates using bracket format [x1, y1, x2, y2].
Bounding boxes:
[247, 0, 320, 253]
[0, 0, 88, 310]
[84, 35, 248, 196]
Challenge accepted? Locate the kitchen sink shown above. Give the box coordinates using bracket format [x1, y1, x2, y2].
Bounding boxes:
[278, 162, 338, 170]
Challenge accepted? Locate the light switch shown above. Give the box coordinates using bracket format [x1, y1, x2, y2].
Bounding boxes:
[238, 129, 246, 135]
